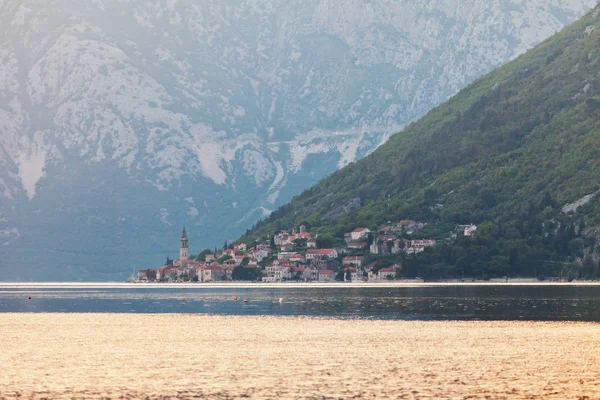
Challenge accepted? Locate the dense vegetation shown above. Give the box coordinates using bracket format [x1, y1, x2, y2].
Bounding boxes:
[242, 5, 600, 280]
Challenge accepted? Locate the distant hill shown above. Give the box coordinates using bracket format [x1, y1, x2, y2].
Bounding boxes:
[245, 4, 600, 280]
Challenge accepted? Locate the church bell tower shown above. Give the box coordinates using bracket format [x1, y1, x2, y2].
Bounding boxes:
[180, 226, 189, 260]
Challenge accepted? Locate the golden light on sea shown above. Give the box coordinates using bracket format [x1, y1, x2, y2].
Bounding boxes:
[1, 314, 599, 399]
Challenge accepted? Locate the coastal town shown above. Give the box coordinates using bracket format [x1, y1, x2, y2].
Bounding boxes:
[136, 221, 477, 283]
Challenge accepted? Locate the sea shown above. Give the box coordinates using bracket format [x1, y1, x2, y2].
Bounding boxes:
[1, 283, 599, 321]
[2, 283, 600, 399]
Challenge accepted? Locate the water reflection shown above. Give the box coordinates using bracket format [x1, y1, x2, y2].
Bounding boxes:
[0, 285, 599, 321]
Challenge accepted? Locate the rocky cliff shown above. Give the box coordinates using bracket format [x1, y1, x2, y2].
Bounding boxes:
[0, 0, 595, 280]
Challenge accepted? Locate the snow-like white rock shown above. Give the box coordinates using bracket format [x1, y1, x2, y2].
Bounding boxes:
[0, 0, 595, 278]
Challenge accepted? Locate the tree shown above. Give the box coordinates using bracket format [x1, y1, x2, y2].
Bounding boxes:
[423, 188, 439, 204]
[146, 269, 157, 281]
[367, 233, 374, 248]
[232, 266, 260, 281]
[195, 249, 213, 262]
[293, 238, 308, 251]
[345, 268, 352, 282]
[217, 255, 232, 264]
[316, 233, 336, 248]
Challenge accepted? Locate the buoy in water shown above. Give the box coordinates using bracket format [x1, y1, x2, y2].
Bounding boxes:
[27, 296, 31, 300]
[234, 296, 238, 301]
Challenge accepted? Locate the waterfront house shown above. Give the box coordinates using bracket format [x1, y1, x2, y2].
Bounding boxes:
[137, 270, 148, 281]
[378, 265, 400, 280]
[318, 270, 335, 282]
[351, 270, 366, 282]
[201, 264, 225, 282]
[302, 267, 319, 281]
[224, 265, 235, 280]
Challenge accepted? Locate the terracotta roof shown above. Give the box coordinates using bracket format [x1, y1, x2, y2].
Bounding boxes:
[412, 240, 436, 246]
[352, 228, 369, 233]
[319, 270, 334, 275]
[306, 249, 337, 255]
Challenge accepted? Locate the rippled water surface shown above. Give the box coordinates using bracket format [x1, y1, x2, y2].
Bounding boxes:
[1, 284, 600, 320]
[1, 314, 599, 399]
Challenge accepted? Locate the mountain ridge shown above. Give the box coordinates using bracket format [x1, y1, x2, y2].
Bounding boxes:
[0, 0, 596, 280]
[243, 3, 600, 279]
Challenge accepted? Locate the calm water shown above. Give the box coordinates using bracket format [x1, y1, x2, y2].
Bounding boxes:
[1, 284, 599, 321]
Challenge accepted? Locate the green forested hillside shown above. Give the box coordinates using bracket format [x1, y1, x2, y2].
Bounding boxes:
[245, 5, 600, 279]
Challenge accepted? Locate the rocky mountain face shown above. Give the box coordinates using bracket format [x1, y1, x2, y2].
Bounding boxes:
[0, 0, 596, 280]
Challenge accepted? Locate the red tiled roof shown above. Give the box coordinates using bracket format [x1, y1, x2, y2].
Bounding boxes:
[411, 240, 436, 246]
[295, 232, 313, 239]
[319, 270, 334, 275]
[306, 249, 336, 255]
[352, 228, 368, 233]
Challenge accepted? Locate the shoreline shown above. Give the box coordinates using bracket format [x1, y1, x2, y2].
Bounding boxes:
[1, 281, 599, 289]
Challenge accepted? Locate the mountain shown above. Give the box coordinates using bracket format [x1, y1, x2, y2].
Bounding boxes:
[245, 4, 600, 280]
[0, 0, 596, 280]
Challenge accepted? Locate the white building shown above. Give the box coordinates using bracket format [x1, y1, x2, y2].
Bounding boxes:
[306, 249, 338, 260]
[464, 224, 478, 237]
[378, 265, 400, 280]
[350, 228, 371, 241]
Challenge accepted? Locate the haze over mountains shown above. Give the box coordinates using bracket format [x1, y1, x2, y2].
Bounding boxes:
[0, 0, 596, 280]
[247, 4, 600, 280]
